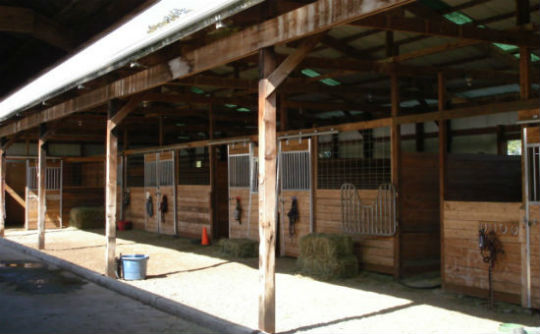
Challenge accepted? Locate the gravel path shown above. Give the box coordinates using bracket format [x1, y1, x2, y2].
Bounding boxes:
[6, 228, 538, 333]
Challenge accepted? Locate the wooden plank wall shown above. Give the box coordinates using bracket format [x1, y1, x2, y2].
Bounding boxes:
[5, 161, 25, 226]
[520, 205, 540, 309]
[443, 201, 522, 304]
[280, 190, 310, 257]
[316, 189, 395, 274]
[63, 187, 104, 226]
[26, 189, 62, 229]
[229, 188, 259, 240]
[177, 185, 211, 239]
[124, 187, 145, 230]
[400, 152, 440, 276]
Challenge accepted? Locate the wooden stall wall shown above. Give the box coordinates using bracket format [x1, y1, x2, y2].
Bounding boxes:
[177, 185, 211, 239]
[124, 187, 145, 230]
[527, 204, 540, 308]
[443, 153, 522, 303]
[229, 188, 258, 240]
[399, 152, 440, 276]
[444, 201, 522, 303]
[26, 161, 62, 230]
[62, 161, 104, 226]
[316, 189, 395, 274]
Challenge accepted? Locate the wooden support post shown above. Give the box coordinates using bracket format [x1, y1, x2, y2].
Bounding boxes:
[0, 145, 4, 237]
[258, 47, 277, 334]
[438, 72, 447, 289]
[105, 100, 119, 277]
[37, 124, 47, 249]
[390, 72, 401, 279]
[520, 47, 531, 100]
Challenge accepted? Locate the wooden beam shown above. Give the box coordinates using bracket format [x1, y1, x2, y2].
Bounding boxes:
[110, 95, 144, 129]
[352, 15, 539, 48]
[258, 47, 277, 334]
[37, 124, 47, 249]
[266, 35, 322, 97]
[390, 72, 400, 279]
[5, 184, 25, 208]
[516, 0, 530, 26]
[0, 6, 73, 50]
[438, 72, 447, 290]
[105, 100, 119, 277]
[396, 98, 539, 124]
[0, 0, 414, 138]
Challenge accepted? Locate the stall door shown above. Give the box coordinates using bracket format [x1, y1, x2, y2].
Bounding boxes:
[25, 160, 63, 230]
[524, 125, 540, 308]
[278, 139, 312, 257]
[144, 152, 176, 235]
[227, 144, 256, 239]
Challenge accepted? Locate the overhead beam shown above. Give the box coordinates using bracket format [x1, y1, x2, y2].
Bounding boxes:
[0, 0, 414, 138]
[0, 6, 72, 50]
[352, 15, 539, 48]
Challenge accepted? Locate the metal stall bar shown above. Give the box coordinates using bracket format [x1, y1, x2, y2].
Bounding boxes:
[523, 127, 531, 308]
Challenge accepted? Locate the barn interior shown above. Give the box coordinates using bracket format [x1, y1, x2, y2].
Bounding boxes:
[0, 0, 538, 332]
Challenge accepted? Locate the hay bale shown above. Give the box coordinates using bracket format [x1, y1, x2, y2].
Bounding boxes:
[69, 207, 104, 229]
[218, 238, 258, 258]
[299, 233, 354, 260]
[297, 233, 358, 280]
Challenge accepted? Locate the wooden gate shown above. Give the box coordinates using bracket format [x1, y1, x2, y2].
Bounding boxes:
[144, 151, 176, 235]
[25, 160, 63, 229]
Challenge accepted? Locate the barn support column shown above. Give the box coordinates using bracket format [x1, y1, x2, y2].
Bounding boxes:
[105, 100, 119, 277]
[104, 95, 141, 277]
[0, 144, 5, 237]
[438, 72, 447, 289]
[390, 72, 401, 279]
[37, 124, 47, 249]
[258, 34, 321, 333]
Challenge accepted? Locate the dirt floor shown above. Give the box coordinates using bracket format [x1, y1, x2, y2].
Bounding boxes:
[6, 228, 539, 333]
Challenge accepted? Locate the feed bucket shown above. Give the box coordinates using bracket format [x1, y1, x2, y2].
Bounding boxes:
[121, 254, 149, 280]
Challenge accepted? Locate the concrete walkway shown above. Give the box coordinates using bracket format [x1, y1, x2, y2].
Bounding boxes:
[0, 243, 215, 334]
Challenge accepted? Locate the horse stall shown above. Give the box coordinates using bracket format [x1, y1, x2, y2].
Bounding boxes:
[440, 111, 531, 306]
[25, 159, 63, 229]
[123, 148, 212, 239]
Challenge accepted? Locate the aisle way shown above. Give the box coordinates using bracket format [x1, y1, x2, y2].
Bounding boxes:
[0, 243, 214, 334]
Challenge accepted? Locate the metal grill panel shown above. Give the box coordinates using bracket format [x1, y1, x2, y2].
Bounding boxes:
[341, 183, 397, 236]
[229, 154, 250, 188]
[27, 166, 61, 190]
[144, 160, 157, 187]
[281, 151, 310, 190]
[159, 160, 174, 186]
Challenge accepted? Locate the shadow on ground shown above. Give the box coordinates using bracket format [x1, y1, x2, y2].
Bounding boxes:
[63, 228, 540, 331]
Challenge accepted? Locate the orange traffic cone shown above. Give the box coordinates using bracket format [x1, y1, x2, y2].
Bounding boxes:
[201, 227, 210, 246]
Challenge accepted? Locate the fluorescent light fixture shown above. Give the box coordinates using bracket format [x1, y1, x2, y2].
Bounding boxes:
[0, 0, 263, 120]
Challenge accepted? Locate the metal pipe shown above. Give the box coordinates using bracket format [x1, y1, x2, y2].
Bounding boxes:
[172, 152, 178, 236]
[59, 160, 63, 228]
[247, 143, 253, 238]
[517, 119, 540, 125]
[308, 139, 314, 234]
[278, 130, 338, 140]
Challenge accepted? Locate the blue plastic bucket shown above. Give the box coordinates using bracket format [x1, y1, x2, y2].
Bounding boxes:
[121, 254, 149, 280]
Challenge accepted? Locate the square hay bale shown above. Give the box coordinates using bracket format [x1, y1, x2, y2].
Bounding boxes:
[299, 233, 354, 260]
[69, 207, 105, 229]
[297, 233, 358, 280]
[218, 238, 258, 258]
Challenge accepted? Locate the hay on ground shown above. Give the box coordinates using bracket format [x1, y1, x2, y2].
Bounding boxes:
[219, 238, 258, 258]
[69, 207, 104, 229]
[297, 233, 358, 280]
